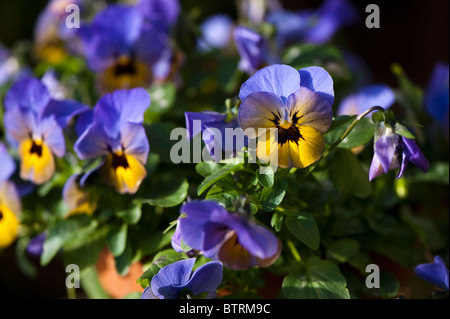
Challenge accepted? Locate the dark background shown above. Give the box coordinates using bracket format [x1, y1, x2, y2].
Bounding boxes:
[0, 0, 448, 88]
[0, 0, 448, 298]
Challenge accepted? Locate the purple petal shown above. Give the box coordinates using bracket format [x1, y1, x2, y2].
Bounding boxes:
[41, 99, 89, 128]
[171, 221, 184, 253]
[93, 88, 151, 138]
[374, 132, 399, 173]
[150, 258, 196, 299]
[4, 108, 38, 145]
[266, 10, 310, 49]
[238, 64, 300, 102]
[184, 111, 227, 139]
[233, 26, 269, 74]
[397, 137, 429, 179]
[39, 115, 66, 158]
[120, 122, 150, 164]
[134, 23, 170, 65]
[425, 62, 449, 127]
[74, 123, 117, 159]
[0, 143, 16, 183]
[338, 84, 395, 116]
[178, 201, 229, 251]
[4, 78, 51, 115]
[299, 66, 335, 107]
[137, 0, 180, 29]
[187, 261, 223, 298]
[231, 219, 280, 260]
[26, 233, 46, 258]
[141, 286, 159, 299]
[75, 109, 94, 138]
[238, 91, 286, 138]
[415, 256, 449, 291]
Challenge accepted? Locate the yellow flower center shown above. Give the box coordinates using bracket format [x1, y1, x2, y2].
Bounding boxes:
[18, 138, 55, 184]
[0, 204, 19, 249]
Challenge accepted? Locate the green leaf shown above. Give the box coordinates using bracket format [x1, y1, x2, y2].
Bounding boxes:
[329, 149, 372, 198]
[141, 178, 189, 207]
[197, 163, 243, 195]
[41, 215, 94, 266]
[80, 267, 111, 299]
[116, 204, 142, 225]
[15, 237, 38, 279]
[271, 213, 285, 232]
[394, 122, 416, 139]
[146, 83, 176, 116]
[326, 238, 361, 264]
[260, 177, 287, 212]
[206, 190, 240, 209]
[195, 161, 221, 177]
[283, 43, 343, 69]
[285, 213, 320, 250]
[325, 117, 375, 149]
[107, 223, 128, 257]
[282, 256, 350, 299]
[137, 250, 187, 289]
[257, 166, 275, 188]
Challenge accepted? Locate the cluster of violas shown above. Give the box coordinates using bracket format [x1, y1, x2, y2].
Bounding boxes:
[1, 0, 449, 299]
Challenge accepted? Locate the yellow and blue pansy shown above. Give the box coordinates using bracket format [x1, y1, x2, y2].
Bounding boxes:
[74, 88, 150, 194]
[3, 78, 88, 185]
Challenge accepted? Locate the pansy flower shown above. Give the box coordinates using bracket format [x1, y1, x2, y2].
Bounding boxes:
[267, 0, 358, 48]
[74, 88, 150, 194]
[33, 0, 88, 63]
[77, 3, 170, 93]
[185, 111, 248, 161]
[141, 258, 223, 299]
[369, 125, 429, 181]
[425, 62, 449, 131]
[176, 200, 281, 270]
[238, 64, 334, 168]
[136, 0, 180, 32]
[3, 77, 88, 184]
[337, 84, 395, 117]
[0, 143, 21, 249]
[233, 26, 279, 75]
[415, 255, 449, 292]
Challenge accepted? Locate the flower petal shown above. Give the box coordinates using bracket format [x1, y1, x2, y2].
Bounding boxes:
[187, 261, 223, 298]
[0, 143, 16, 184]
[286, 86, 333, 134]
[4, 78, 51, 115]
[120, 122, 150, 164]
[415, 256, 449, 291]
[238, 91, 286, 138]
[41, 99, 89, 128]
[74, 123, 117, 159]
[150, 258, 196, 299]
[337, 84, 395, 116]
[298, 66, 334, 107]
[239, 64, 300, 102]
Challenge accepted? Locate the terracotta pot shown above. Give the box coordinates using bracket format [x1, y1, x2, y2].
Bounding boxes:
[95, 248, 144, 299]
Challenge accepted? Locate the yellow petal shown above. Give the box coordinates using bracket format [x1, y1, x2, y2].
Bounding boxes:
[18, 139, 55, 184]
[218, 232, 252, 270]
[101, 153, 147, 194]
[295, 125, 325, 168]
[63, 177, 96, 217]
[0, 204, 20, 249]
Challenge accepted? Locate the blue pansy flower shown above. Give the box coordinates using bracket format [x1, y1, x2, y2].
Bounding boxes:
[176, 201, 281, 270]
[197, 14, 234, 52]
[233, 25, 280, 75]
[184, 111, 248, 161]
[0, 143, 21, 249]
[74, 88, 150, 194]
[267, 0, 359, 48]
[77, 3, 170, 93]
[337, 84, 396, 116]
[141, 258, 223, 299]
[415, 256, 449, 292]
[3, 77, 88, 184]
[425, 62, 449, 131]
[238, 64, 334, 168]
[369, 126, 429, 181]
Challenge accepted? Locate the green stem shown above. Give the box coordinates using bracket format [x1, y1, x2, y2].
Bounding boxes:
[287, 240, 303, 265]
